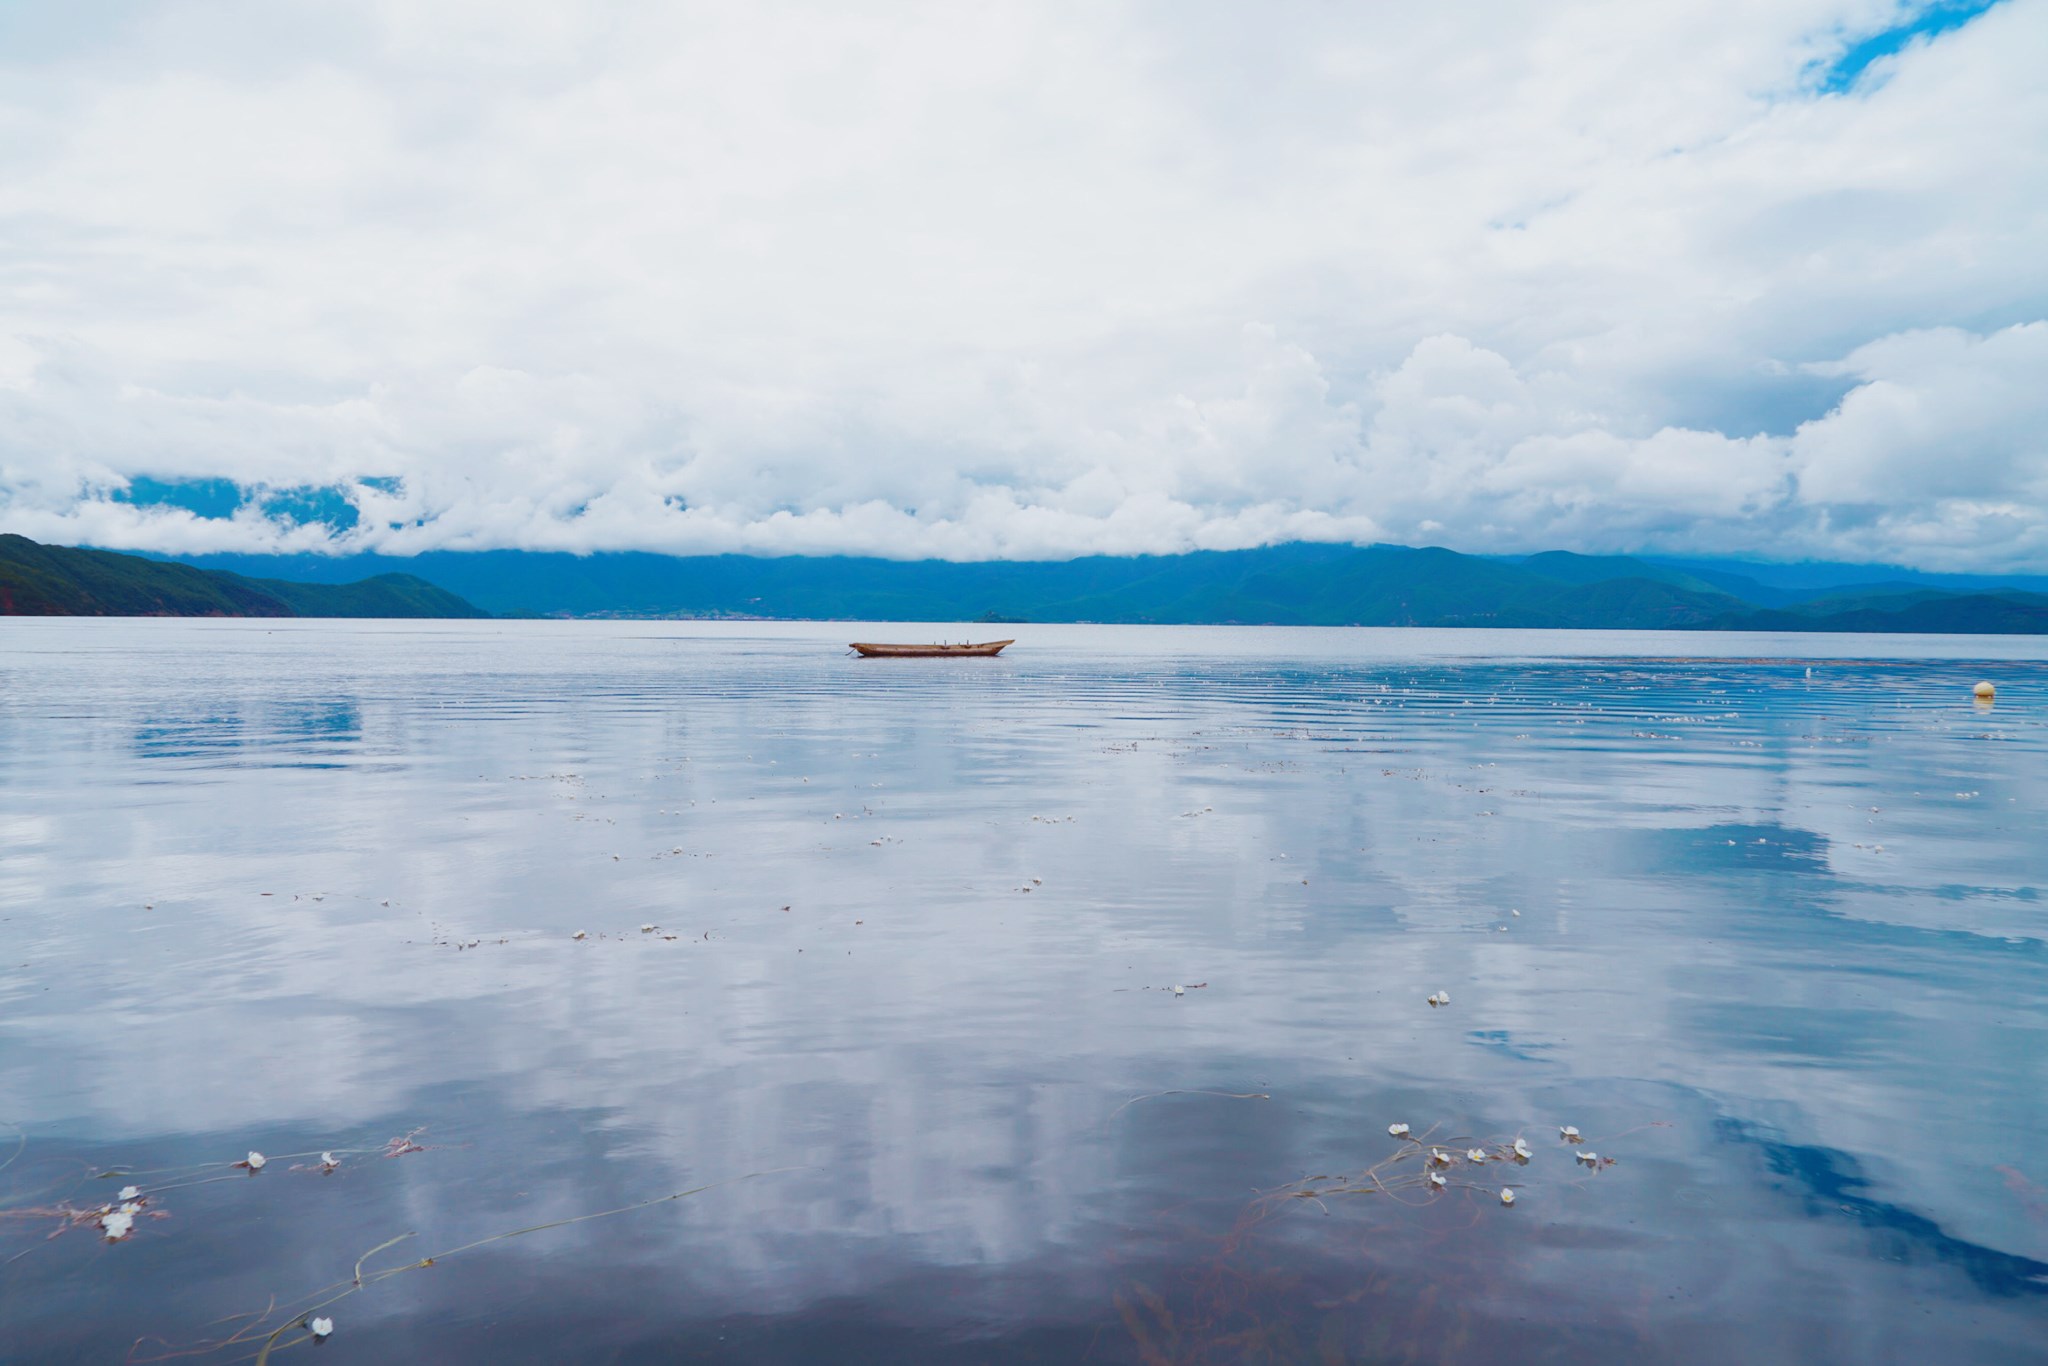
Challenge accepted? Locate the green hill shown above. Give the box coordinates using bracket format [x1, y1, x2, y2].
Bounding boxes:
[0, 535, 487, 618]
[216, 570, 487, 619]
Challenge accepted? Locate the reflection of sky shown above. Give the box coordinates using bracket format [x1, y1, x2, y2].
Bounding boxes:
[2, 619, 2045, 1361]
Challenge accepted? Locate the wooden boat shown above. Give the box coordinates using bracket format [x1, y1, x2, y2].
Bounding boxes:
[849, 639, 1014, 658]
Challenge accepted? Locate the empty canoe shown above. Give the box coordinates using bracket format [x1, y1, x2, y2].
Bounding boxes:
[849, 640, 1014, 658]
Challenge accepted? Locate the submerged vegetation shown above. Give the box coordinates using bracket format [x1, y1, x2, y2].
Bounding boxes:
[1103, 1115, 1665, 1365]
[0, 1100, 1652, 1362]
[0, 1120, 798, 1363]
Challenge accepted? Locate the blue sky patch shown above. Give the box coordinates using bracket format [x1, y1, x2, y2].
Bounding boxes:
[1816, 0, 2002, 93]
[113, 476, 243, 519]
[110, 477, 362, 531]
[258, 485, 361, 531]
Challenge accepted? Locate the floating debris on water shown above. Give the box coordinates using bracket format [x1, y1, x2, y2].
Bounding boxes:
[572, 931, 587, 940]
[383, 1128, 429, 1159]
[1273, 1124, 1590, 1214]
[1426, 991, 1450, 1007]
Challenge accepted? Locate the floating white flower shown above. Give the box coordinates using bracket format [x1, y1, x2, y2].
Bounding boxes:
[101, 1206, 136, 1240]
[245, 1151, 267, 1171]
[572, 931, 587, 940]
[320, 1152, 340, 1172]
[1512, 1138, 1532, 1160]
[1467, 1148, 1487, 1163]
[1576, 1150, 1599, 1166]
[1559, 1126, 1580, 1141]
[1427, 1170, 1446, 1188]
[641, 924, 655, 933]
[1436, 990, 1449, 1004]
[1500, 1188, 1515, 1206]
[1171, 985, 1185, 996]
[118, 1185, 141, 1201]
[1387, 1123, 1410, 1137]
[309, 1317, 334, 1340]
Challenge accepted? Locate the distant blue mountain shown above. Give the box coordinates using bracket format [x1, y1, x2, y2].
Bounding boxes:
[113, 541, 2048, 632]
[1638, 554, 2048, 602]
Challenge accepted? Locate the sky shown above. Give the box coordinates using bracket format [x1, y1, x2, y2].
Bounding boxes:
[0, 0, 2043, 568]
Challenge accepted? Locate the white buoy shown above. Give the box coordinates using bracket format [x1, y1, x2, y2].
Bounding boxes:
[1973, 681, 1995, 701]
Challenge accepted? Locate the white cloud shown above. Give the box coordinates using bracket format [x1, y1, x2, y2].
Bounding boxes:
[1796, 323, 2048, 506]
[0, 0, 2043, 566]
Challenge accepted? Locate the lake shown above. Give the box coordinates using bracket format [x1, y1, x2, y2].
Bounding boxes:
[2, 619, 2045, 1363]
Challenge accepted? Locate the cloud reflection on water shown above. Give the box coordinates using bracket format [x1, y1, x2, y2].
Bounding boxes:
[1, 620, 2044, 1362]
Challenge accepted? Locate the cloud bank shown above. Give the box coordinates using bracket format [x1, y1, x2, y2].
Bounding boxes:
[1, 0, 2043, 567]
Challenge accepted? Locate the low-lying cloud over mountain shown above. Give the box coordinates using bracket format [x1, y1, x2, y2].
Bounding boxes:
[1, 2, 2043, 568]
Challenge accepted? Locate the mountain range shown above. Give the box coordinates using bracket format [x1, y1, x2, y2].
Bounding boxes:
[6, 535, 2040, 632]
[0, 534, 485, 618]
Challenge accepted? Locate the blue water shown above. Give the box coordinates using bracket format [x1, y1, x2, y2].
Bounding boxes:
[2, 619, 2045, 1363]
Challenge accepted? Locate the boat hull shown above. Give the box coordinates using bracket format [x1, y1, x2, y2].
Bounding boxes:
[849, 639, 1014, 657]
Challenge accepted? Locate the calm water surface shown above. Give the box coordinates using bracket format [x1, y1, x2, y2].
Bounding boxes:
[2, 620, 2046, 1363]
